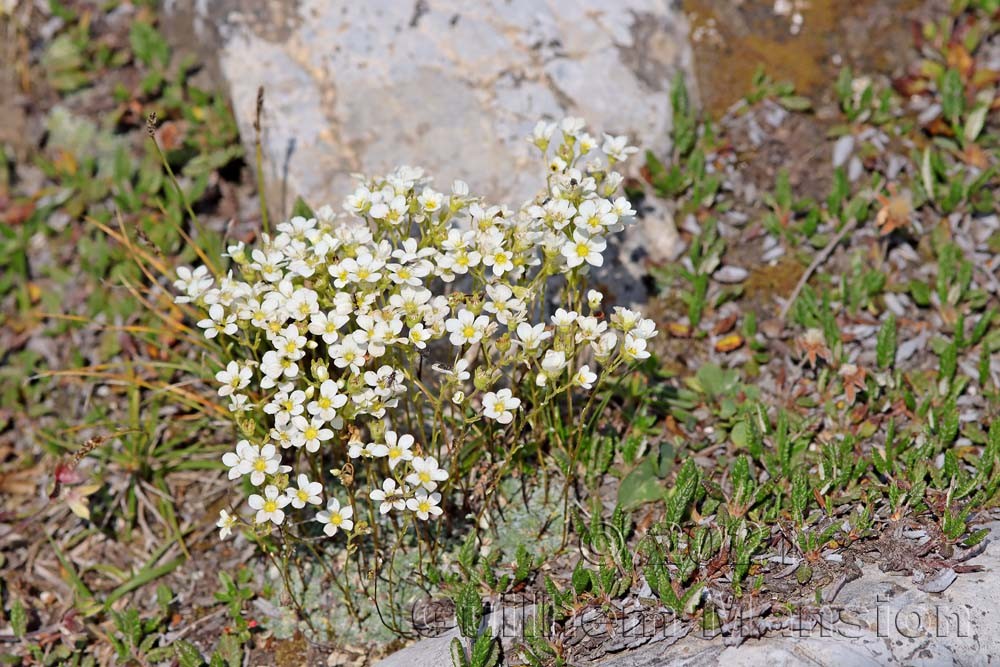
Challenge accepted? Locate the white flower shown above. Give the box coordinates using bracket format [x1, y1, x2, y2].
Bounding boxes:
[248, 485, 290, 526]
[408, 323, 432, 349]
[406, 456, 449, 491]
[573, 365, 598, 390]
[561, 230, 606, 268]
[370, 478, 407, 514]
[445, 309, 490, 346]
[316, 498, 354, 536]
[602, 134, 639, 162]
[264, 389, 306, 427]
[417, 187, 443, 213]
[611, 307, 642, 332]
[592, 332, 618, 361]
[174, 266, 214, 303]
[215, 361, 251, 397]
[622, 334, 650, 361]
[309, 311, 348, 344]
[433, 359, 471, 381]
[551, 308, 578, 328]
[515, 322, 551, 352]
[290, 415, 334, 452]
[587, 289, 604, 310]
[406, 489, 443, 520]
[198, 303, 237, 338]
[482, 247, 514, 277]
[631, 318, 658, 340]
[222, 440, 252, 480]
[260, 351, 297, 389]
[330, 336, 366, 374]
[383, 431, 415, 469]
[217, 509, 237, 539]
[482, 388, 521, 424]
[244, 443, 281, 486]
[274, 324, 307, 360]
[228, 393, 251, 413]
[286, 474, 323, 508]
[307, 379, 348, 423]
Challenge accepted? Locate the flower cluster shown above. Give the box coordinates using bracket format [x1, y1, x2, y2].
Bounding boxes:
[179, 118, 657, 541]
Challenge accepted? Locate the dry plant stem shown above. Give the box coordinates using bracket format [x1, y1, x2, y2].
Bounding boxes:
[254, 86, 270, 236]
[779, 217, 859, 322]
[146, 115, 214, 264]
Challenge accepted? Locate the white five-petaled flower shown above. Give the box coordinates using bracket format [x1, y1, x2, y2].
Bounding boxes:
[198, 303, 237, 338]
[248, 485, 290, 526]
[243, 442, 281, 486]
[573, 365, 598, 390]
[406, 489, 443, 520]
[482, 388, 521, 424]
[222, 440, 254, 480]
[216, 509, 237, 539]
[515, 322, 552, 352]
[561, 230, 606, 268]
[445, 309, 490, 346]
[174, 265, 214, 303]
[215, 361, 251, 397]
[406, 456, 449, 491]
[370, 478, 407, 514]
[290, 415, 334, 452]
[285, 473, 323, 509]
[622, 334, 650, 361]
[383, 431, 415, 469]
[316, 498, 354, 536]
[307, 379, 348, 423]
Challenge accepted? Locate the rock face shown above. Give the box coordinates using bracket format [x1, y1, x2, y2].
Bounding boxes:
[163, 0, 691, 263]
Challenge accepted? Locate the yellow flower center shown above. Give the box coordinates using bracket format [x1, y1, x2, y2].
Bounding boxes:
[331, 514, 343, 525]
[297, 489, 309, 502]
[462, 325, 476, 339]
[285, 341, 298, 354]
[254, 459, 267, 472]
[318, 397, 331, 409]
[419, 471, 431, 483]
[418, 501, 430, 513]
[389, 447, 401, 459]
[576, 243, 590, 258]
[356, 268, 370, 280]
[263, 500, 277, 513]
[304, 427, 319, 440]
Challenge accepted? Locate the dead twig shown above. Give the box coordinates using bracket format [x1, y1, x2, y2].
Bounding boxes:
[779, 218, 859, 321]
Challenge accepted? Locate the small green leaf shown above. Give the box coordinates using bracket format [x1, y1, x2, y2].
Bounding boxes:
[666, 459, 700, 525]
[876, 313, 897, 369]
[10, 599, 26, 638]
[291, 196, 315, 219]
[174, 640, 205, 667]
[129, 21, 170, 68]
[778, 95, 812, 111]
[455, 583, 483, 639]
[451, 637, 470, 667]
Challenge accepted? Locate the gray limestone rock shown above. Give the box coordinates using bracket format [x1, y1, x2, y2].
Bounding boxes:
[162, 0, 692, 299]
